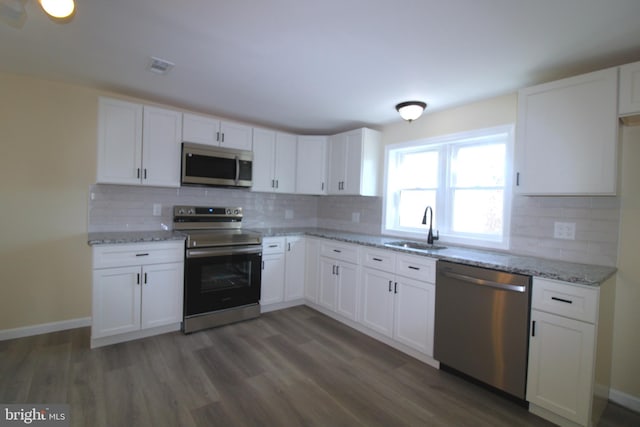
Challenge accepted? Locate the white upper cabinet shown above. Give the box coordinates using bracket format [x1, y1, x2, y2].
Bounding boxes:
[296, 135, 328, 195]
[328, 128, 381, 196]
[182, 112, 252, 151]
[97, 98, 181, 188]
[515, 68, 618, 195]
[251, 128, 296, 193]
[142, 106, 183, 187]
[619, 61, 640, 118]
[97, 98, 143, 185]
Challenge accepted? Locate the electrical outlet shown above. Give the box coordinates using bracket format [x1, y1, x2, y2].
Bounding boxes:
[554, 222, 576, 240]
[352, 212, 360, 223]
[152, 203, 162, 217]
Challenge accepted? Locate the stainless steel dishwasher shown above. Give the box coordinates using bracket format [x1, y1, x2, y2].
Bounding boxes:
[434, 260, 531, 400]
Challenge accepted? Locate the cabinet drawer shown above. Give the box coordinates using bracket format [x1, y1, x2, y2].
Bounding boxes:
[93, 241, 184, 269]
[396, 254, 436, 283]
[361, 247, 396, 272]
[320, 241, 359, 264]
[262, 237, 285, 254]
[532, 278, 598, 323]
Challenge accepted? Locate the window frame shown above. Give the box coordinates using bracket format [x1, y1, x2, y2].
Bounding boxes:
[382, 125, 514, 250]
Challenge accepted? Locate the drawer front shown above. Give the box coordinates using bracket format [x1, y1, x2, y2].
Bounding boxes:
[361, 247, 396, 272]
[395, 254, 436, 283]
[320, 241, 359, 264]
[532, 278, 598, 323]
[262, 237, 285, 254]
[93, 241, 184, 269]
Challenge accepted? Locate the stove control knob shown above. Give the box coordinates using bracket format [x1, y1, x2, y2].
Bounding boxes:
[188, 208, 194, 215]
[178, 208, 185, 215]
[226, 209, 232, 215]
[233, 209, 239, 215]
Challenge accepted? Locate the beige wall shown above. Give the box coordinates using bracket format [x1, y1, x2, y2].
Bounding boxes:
[612, 125, 640, 397]
[381, 94, 517, 146]
[0, 73, 100, 329]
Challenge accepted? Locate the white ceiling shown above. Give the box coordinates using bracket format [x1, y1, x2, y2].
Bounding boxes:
[2, 0, 640, 134]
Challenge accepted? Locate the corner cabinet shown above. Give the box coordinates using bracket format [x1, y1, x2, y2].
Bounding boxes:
[97, 97, 182, 188]
[527, 277, 615, 427]
[328, 128, 381, 196]
[515, 68, 619, 195]
[91, 241, 184, 348]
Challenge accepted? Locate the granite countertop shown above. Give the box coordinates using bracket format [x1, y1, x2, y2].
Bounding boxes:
[252, 227, 616, 287]
[88, 227, 616, 287]
[88, 230, 186, 245]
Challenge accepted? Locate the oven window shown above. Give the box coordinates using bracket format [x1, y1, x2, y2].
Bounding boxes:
[201, 261, 252, 292]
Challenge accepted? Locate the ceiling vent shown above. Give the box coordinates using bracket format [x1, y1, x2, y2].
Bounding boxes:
[147, 57, 175, 75]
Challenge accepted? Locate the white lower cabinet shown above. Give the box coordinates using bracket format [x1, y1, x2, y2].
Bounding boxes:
[91, 241, 184, 348]
[526, 277, 614, 427]
[318, 241, 359, 321]
[260, 237, 286, 306]
[261, 236, 307, 309]
[304, 238, 321, 303]
[360, 248, 435, 356]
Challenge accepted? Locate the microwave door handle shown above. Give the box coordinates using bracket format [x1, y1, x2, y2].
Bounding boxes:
[235, 156, 240, 184]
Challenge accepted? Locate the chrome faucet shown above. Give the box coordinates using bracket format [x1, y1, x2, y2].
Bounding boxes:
[421, 206, 439, 245]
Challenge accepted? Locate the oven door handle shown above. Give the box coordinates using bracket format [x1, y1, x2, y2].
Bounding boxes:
[187, 246, 262, 258]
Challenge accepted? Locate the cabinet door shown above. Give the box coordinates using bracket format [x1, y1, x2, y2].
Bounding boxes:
[296, 136, 327, 195]
[260, 253, 285, 305]
[360, 268, 394, 337]
[140, 262, 184, 329]
[252, 128, 276, 192]
[97, 97, 143, 185]
[336, 262, 358, 321]
[220, 121, 253, 151]
[273, 132, 297, 193]
[327, 133, 347, 194]
[619, 61, 640, 116]
[304, 239, 320, 302]
[142, 106, 182, 187]
[182, 113, 220, 146]
[318, 257, 338, 311]
[516, 67, 618, 195]
[92, 266, 141, 338]
[393, 278, 435, 355]
[284, 237, 306, 301]
[526, 310, 595, 426]
[342, 130, 364, 195]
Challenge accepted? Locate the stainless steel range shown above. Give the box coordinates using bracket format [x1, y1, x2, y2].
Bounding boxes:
[174, 205, 262, 333]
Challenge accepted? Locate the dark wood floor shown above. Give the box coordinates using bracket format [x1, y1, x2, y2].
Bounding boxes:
[1, 306, 638, 427]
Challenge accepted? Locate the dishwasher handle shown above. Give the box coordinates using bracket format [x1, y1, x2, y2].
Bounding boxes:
[440, 270, 527, 293]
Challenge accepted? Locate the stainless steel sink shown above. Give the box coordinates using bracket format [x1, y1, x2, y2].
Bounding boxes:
[384, 240, 447, 251]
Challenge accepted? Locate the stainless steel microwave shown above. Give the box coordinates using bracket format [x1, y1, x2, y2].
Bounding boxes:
[181, 143, 253, 188]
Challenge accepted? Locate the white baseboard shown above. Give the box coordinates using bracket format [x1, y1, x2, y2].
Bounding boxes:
[609, 388, 640, 413]
[0, 317, 92, 341]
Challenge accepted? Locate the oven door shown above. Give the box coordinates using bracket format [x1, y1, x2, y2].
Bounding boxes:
[184, 245, 262, 316]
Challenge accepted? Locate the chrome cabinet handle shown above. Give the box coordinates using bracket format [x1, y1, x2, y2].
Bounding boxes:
[388, 280, 392, 292]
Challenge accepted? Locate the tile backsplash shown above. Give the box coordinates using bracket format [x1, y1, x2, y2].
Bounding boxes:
[89, 185, 619, 266]
[88, 184, 319, 231]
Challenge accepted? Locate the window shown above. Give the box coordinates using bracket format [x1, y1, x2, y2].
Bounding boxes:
[383, 125, 514, 249]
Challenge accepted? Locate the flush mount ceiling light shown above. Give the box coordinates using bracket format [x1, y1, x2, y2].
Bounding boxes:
[396, 101, 427, 122]
[39, 0, 75, 19]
